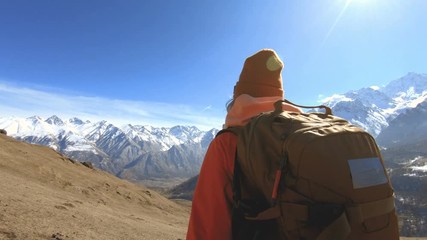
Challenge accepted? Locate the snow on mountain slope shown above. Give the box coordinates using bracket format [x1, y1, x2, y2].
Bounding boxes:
[383, 72, 427, 98]
[0, 115, 97, 152]
[0, 115, 211, 151]
[376, 99, 427, 148]
[0, 115, 218, 185]
[322, 72, 427, 136]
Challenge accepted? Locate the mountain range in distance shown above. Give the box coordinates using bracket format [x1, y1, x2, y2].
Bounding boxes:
[1, 72, 427, 187]
[322, 72, 427, 137]
[0, 115, 217, 189]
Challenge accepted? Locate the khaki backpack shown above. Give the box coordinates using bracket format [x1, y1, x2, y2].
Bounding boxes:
[226, 99, 399, 240]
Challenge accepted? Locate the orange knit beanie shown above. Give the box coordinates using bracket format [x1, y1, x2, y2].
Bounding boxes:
[233, 49, 284, 99]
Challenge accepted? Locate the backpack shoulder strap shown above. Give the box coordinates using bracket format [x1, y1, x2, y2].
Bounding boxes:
[215, 127, 243, 215]
[215, 127, 247, 239]
[215, 127, 241, 138]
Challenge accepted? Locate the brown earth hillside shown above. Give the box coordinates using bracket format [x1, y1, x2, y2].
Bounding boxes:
[0, 134, 189, 240]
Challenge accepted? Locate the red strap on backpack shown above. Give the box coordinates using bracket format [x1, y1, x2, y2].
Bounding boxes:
[271, 170, 282, 203]
[271, 154, 287, 205]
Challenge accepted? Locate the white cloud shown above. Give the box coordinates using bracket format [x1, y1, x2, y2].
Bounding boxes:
[201, 105, 212, 112]
[0, 82, 224, 130]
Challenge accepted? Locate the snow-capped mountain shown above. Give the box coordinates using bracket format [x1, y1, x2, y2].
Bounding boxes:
[376, 99, 427, 148]
[0, 115, 218, 185]
[1, 72, 427, 188]
[322, 72, 427, 136]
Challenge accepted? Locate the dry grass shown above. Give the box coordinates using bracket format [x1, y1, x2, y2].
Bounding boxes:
[0, 134, 190, 240]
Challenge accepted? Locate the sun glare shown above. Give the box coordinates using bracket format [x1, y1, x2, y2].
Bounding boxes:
[322, 0, 352, 45]
[323, 0, 383, 45]
[346, 0, 381, 8]
[346, 0, 372, 4]
[344, 0, 381, 11]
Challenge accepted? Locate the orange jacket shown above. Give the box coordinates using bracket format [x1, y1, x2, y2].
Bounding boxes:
[186, 131, 236, 240]
[187, 95, 301, 240]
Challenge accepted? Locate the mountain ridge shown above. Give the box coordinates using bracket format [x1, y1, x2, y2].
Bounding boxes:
[0, 115, 218, 188]
[1, 72, 426, 189]
[322, 72, 427, 136]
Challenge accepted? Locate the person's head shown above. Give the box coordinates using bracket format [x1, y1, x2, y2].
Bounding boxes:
[233, 49, 284, 100]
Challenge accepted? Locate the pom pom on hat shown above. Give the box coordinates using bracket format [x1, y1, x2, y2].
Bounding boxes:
[233, 49, 284, 99]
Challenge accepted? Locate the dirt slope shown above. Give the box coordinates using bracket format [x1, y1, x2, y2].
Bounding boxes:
[0, 134, 189, 240]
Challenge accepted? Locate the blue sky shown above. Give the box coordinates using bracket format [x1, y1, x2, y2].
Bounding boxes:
[1, 0, 426, 130]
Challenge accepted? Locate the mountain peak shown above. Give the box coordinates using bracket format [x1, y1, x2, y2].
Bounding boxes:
[321, 72, 427, 136]
[45, 115, 64, 126]
[404, 72, 427, 78]
[69, 117, 87, 125]
[169, 125, 202, 142]
[383, 72, 427, 98]
[26, 116, 43, 124]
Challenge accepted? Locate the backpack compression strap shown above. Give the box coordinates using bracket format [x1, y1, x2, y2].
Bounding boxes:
[274, 99, 332, 115]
